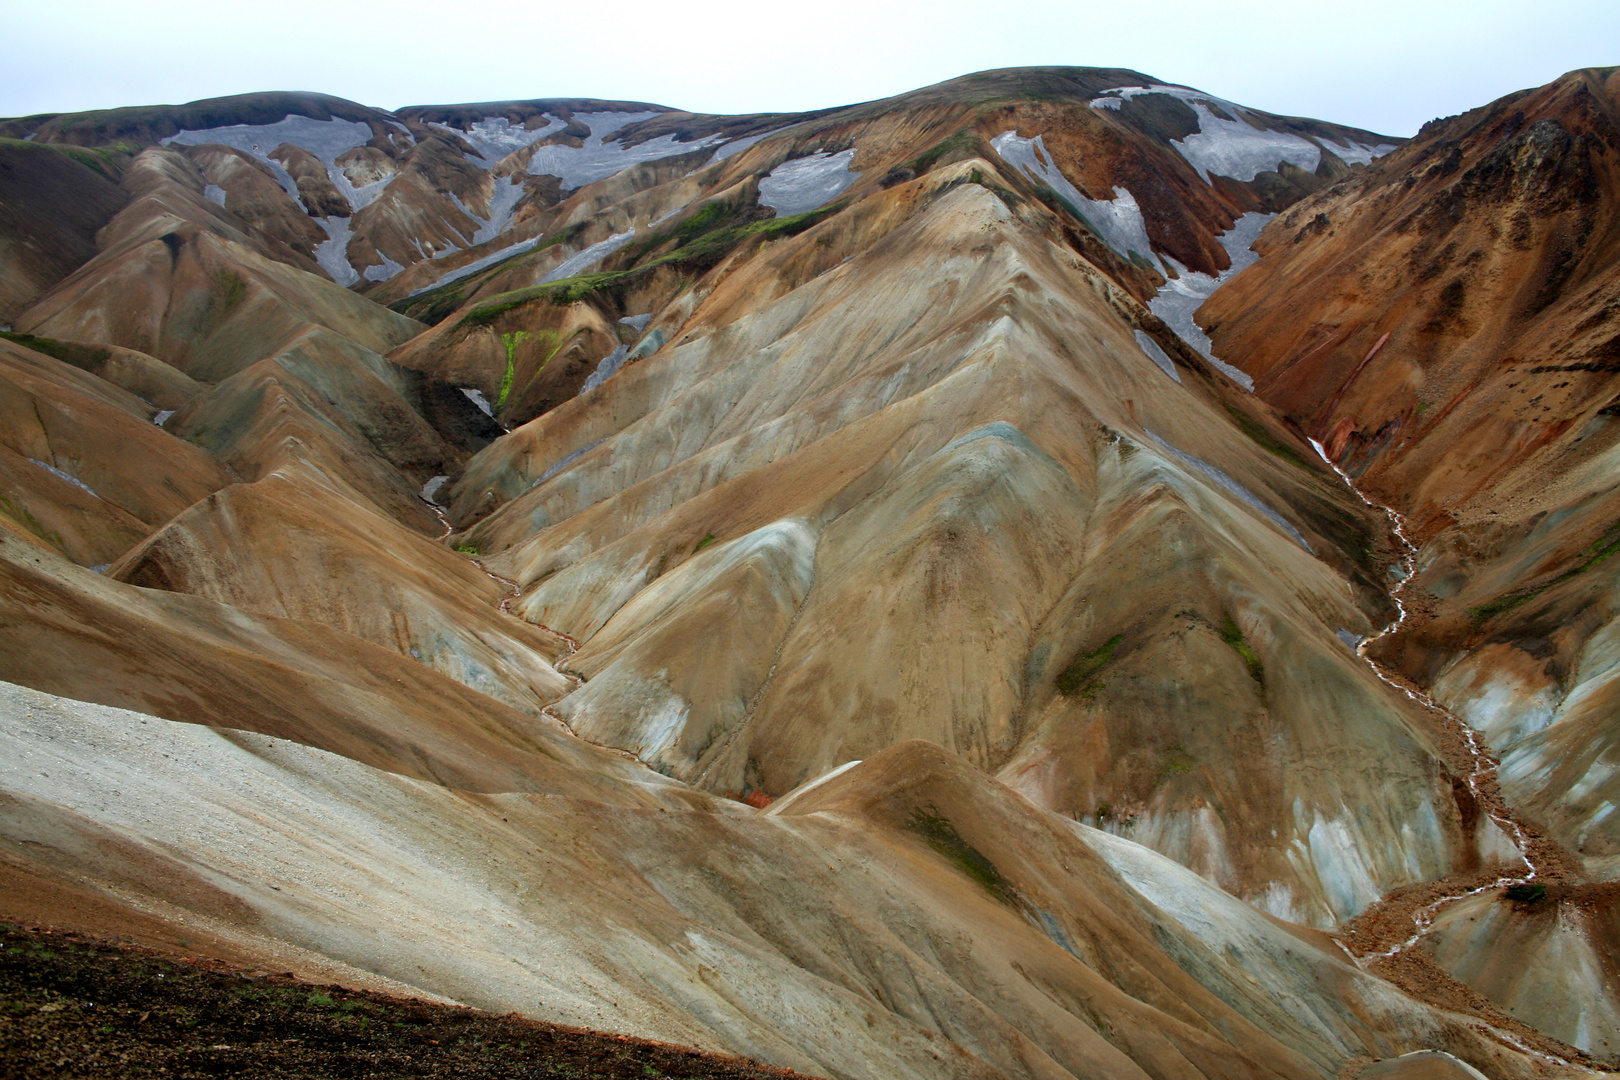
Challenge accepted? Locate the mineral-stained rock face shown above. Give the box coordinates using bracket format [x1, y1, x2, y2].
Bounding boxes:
[0, 65, 1613, 1078]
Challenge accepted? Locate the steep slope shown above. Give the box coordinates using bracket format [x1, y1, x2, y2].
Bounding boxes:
[0, 139, 129, 321]
[0, 688, 1560, 1079]
[3, 65, 1607, 1079]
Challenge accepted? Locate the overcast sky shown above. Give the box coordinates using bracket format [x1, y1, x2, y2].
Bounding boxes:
[5, 0, 1617, 137]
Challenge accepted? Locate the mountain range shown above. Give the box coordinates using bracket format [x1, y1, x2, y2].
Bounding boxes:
[2, 63, 1618, 1079]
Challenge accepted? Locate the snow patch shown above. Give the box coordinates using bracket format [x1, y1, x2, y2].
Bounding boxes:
[1147, 212, 1273, 390]
[313, 216, 359, 286]
[580, 346, 630, 394]
[420, 475, 450, 505]
[539, 229, 636, 283]
[440, 115, 566, 167]
[460, 388, 494, 417]
[1142, 430, 1311, 552]
[1134, 330, 1179, 383]
[28, 459, 98, 499]
[526, 111, 720, 190]
[203, 184, 227, 207]
[766, 760, 864, 816]
[1091, 84, 1395, 181]
[406, 234, 545, 298]
[152, 410, 175, 427]
[362, 252, 407, 282]
[758, 148, 860, 217]
[619, 313, 652, 334]
[990, 131, 1152, 260]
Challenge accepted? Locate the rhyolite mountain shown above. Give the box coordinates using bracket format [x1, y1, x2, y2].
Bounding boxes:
[0, 64, 1616, 1078]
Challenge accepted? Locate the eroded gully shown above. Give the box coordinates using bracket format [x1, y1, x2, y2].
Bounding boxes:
[420, 494, 648, 767]
[1310, 440, 1591, 1069]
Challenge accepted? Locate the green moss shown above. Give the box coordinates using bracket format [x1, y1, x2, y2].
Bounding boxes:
[693, 532, 717, 553]
[213, 270, 247, 311]
[497, 331, 528, 408]
[901, 130, 981, 176]
[906, 809, 1014, 902]
[0, 331, 110, 367]
[1468, 519, 1620, 621]
[1055, 634, 1121, 697]
[0, 494, 65, 551]
[1223, 404, 1309, 469]
[453, 543, 479, 556]
[1220, 617, 1264, 686]
[1158, 746, 1197, 778]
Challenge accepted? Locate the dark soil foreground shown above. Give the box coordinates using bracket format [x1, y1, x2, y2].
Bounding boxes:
[0, 923, 815, 1080]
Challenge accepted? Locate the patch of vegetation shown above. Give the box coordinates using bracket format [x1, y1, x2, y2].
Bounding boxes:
[1158, 746, 1197, 778]
[906, 809, 1015, 903]
[0, 922, 798, 1079]
[460, 200, 850, 330]
[214, 270, 248, 311]
[1223, 404, 1309, 469]
[693, 533, 717, 553]
[389, 225, 587, 325]
[497, 331, 528, 408]
[1416, 400, 1431, 414]
[1468, 518, 1620, 621]
[966, 169, 1023, 211]
[453, 543, 479, 556]
[900, 130, 982, 177]
[0, 330, 110, 368]
[1505, 882, 1547, 903]
[1220, 617, 1264, 686]
[1055, 634, 1121, 698]
[0, 493, 66, 551]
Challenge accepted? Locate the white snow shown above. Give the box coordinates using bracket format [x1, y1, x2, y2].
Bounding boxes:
[420, 475, 450, 505]
[1147, 212, 1274, 391]
[1175, 103, 1323, 183]
[580, 346, 631, 394]
[362, 252, 407, 283]
[313, 215, 359, 286]
[526, 111, 721, 190]
[438, 115, 566, 167]
[165, 116, 389, 280]
[619, 313, 653, 334]
[405, 234, 545, 298]
[460, 387, 494, 417]
[1134, 330, 1180, 383]
[203, 183, 227, 207]
[152, 410, 175, 427]
[166, 114, 372, 167]
[990, 131, 1152, 261]
[28, 458, 98, 499]
[1091, 84, 1396, 182]
[1142, 430, 1312, 552]
[471, 175, 526, 245]
[539, 229, 636, 283]
[765, 760, 864, 816]
[757, 148, 860, 217]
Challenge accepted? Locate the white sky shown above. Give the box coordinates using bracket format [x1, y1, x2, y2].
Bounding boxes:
[5, 0, 1617, 137]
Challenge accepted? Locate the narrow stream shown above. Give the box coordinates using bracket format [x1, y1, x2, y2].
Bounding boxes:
[1309, 439, 1541, 960]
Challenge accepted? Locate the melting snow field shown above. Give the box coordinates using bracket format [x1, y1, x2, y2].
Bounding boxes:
[202, 184, 227, 207]
[1142, 430, 1311, 551]
[1148, 212, 1274, 391]
[442, 115, 567, 167]
[526, 112, 720, 190]
[991, 131, 1152, 261]
[405, 234, 544, 298]
[580, 345, 631, 394]
[539, 230, 636, 283]
[28, 458, 98, 499]
[1091, 85, 1396, 182]
[313, 216, 359, 286]
[1134, 330, 1180, 383]
[758, 148, 860, 217]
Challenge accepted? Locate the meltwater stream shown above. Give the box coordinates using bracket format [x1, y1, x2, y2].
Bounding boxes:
[1308, 438, 1541, 960]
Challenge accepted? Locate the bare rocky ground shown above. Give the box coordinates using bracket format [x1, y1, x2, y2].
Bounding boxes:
[0, 923, 810, 1080]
